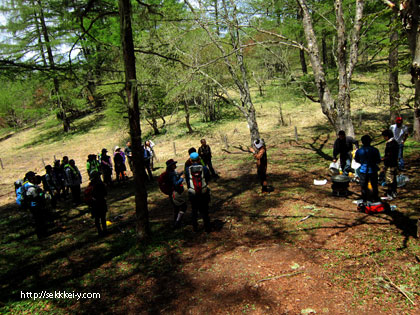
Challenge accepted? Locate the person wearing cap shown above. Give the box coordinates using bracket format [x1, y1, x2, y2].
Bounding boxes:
[381, 129, 399, 200]
[332, 130, 359, 176]
[86, 154, 101, 179]
[249, 139, 269, 193]
[99, 148, 113, 186]
[184, 147, 205, 175]
[124, 142, 133, 173]
[355, 135, 381, 203]
[198, 139, 219, 178]
[113, 146, 127, 182]
[44, 165, 59, 208]
[166, 159, 187, 228]
[25, 172, 47, 238]
[390, 117, 409, 170]
[64, 159, 82, 205]
[185, 152, 211, 232]
[145, 140, 156, 170]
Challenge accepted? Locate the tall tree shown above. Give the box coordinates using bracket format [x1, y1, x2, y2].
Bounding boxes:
[119, 0, 150, 239]
[384, 0, 420, 140]
[389, 15, 400, 122]
[296, 0, 365, 136]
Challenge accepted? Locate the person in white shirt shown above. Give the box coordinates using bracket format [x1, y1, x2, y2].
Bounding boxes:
[390, 117, 409, 170]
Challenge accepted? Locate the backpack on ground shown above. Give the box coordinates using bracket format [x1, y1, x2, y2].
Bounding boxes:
[358, 202, 386, 214]
[158, 171, 173, 195]
[188, 165, 208, 195]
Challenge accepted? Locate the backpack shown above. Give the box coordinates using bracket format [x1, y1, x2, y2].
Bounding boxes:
[188, 165, 208, 195]
[84, 183, 95, 206]
[15, 180, 27, 207]
[358, 202, 386, 214]
[158, 171, 173, 195]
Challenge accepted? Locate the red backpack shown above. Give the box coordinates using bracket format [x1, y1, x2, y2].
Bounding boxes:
[158, 171, 173, 195]
[84, 183, 95, 205]
[188, 165, 208, 195]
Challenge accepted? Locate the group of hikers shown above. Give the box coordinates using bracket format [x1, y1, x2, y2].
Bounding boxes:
[332, 117, 409, 206]
[14, 115, 410, 239]
[15, 140, 156, 238]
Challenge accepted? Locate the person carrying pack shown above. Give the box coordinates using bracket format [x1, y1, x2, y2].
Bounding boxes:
[23, 172, 48, 238]
[143, 142, 153, 181]
[186, 152, 211, 232]
[87, 154, 101, 179]
[164, 159, 187, 228]
[15, 172, 33, 209]
[98, 149, 113, 186]
[65, 159, 82, 205]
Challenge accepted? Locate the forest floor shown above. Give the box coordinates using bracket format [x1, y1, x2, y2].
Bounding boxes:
[0, 134, 419, 314]
[1, 76, 420, 314]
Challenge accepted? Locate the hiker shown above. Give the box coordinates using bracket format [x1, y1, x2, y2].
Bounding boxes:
[186, 152, 211, 232]
[61, 156, 70, 197]
[184, 147, 205, 175]
[64, 159, 82, 205]
[87, 171, 108, 236]
[390, 117, 409, 170]
[332, 130, 359, 176]
[25, 172, 47, 239]
[86, 154, 101, 179]
[124, 141, 133, 173]
[43, 165, 59, 208]
[355, 135, 381, 203]
[143, 142, 153, 181]
[53, 160, 65, 200]
[113, 146, 127, 182]
[249, 139, 269, 193]
[99, 148, 113, 186]
[381, 129, 399, 200]
[166, 159, 187, 228]
[198, 139, 219, 178]
[145, 140, 156, 169]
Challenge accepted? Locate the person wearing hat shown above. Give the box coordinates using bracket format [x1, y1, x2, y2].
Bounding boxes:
[185, 152, 211, 232]
[124, 142, 133, 173]
[390, 117, 409, 170]
[113, 146, 127, 182]
[99, 148, 113, 186]
[25, 171, 47, 238]
[87, 154, 101, 179]
[355, 135, 381, 204]
[198, 139, 219, 178]
[65, 159, 82, 205]
[249, 139, 269, 193]
[166, 159, 187, 228]
[44, 165, 59, 208]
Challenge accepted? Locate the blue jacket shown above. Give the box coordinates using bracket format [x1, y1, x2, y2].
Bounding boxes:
[355, 145, 381, 174]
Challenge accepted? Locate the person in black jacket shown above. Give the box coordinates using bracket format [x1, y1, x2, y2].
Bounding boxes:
[88, 171, 108, 236]
[198, 139, 219, 178]
[382, 129, 399, 200]
[333, 130, 359, 176]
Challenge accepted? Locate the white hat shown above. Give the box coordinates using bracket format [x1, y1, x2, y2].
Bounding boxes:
[114, 146, 120, 151]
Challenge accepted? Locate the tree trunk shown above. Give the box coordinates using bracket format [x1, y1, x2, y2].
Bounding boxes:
[407, 1, 420, 141]
[389, 16, 400, 122]
[299, 48, 308, 74]
[322, 32, 328, 67]
[183, 97, 194, 133]
[119, 0, 150, 240]
[297, 0, 363, 137]
[36, 0, 70, 132]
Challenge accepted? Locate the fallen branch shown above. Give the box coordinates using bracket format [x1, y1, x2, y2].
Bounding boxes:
[254, 271, 304, 287]
[299, 214, 314, 222]
[371, 258, 416, 305]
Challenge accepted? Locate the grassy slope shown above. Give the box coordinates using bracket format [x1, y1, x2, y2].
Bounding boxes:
[0, 70, 419, 314]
